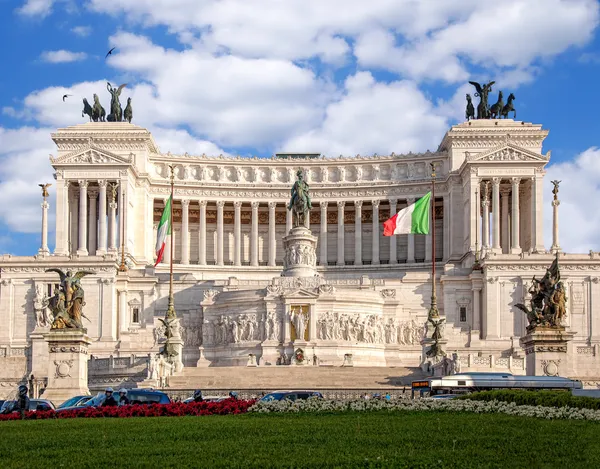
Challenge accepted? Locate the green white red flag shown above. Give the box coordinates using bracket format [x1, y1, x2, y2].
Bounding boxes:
[154, 195, 172, 266]
[383, 192, 431, 236]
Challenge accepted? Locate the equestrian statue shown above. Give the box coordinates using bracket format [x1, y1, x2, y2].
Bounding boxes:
[287, 170, 312, 228]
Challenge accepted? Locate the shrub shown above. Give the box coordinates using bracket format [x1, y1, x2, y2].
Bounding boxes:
[457, 390, 600, 411]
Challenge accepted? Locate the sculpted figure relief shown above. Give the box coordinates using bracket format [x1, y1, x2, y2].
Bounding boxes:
[206, 314, 262, 345]
[45, 268, 95, 329]
[33, 284, 51, 328]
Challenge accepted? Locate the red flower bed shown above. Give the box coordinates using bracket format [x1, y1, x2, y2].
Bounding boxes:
[0, 398, 256, 421]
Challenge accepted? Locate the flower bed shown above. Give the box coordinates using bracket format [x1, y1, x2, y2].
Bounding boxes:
[249, 398, 600, 421]
[457, 389, 600, 410]
[0, 398, 255, 421]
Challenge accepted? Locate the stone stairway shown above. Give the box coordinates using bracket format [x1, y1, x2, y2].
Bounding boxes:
[168, 366, 426, 390]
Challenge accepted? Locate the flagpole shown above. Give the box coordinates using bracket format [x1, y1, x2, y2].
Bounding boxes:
[166, 165, 176, 319]
[118, 189, 128, 273]
[429, 162, 439, 320]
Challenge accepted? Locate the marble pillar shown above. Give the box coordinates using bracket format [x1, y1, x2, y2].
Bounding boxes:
[118, 289, 129, 335]
[501, 188, 510, 254]
[54, 179, 69, 256]
[97, 180, 107, 255]
[481, 182, 490, 251]
[354, 201, 363, 266]
[77, 180, 88, 255]
[216, 200, 224, 266]
[337, 201, 345, 266]
[492, 178, 501, 253]
[234, 201, 242, 266]
[320, 202, 328, 266]
[406, 198, 415, 263]
[87, 188, 97, 255]
[511, 178, 522, 254]
[372, 200, 380, 265]
[286, 206, 292, 236]
[181, 199, 190, 264]
[532, 175, 545, 252]
[199, 201, 207, 265]
[389, 199, 397, 264]
[268, 202, 276, 266]
[251, 201, 259, 267]
[551, 196, 560, 253]
[39, 199, 50, 256]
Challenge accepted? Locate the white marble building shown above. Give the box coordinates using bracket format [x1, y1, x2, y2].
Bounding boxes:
[0, 119, 599, 393]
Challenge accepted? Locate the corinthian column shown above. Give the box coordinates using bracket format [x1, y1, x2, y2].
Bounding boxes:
[268, 202, 277, 266]
[501, 187, 510, 253]
[320, 202, 328, 266]
[77, 180, 88, 256]
[551, 180, 561, 253]
[492, 178, 501, 253]
[251, 202, 259, 267]
[198, 201, 207, 265]
[481, 181, 490, 252]
[234, 201, 242, 266]
[354, 201, 363, 266]
[108, 184, 118, 253]
[181, 199, 190, 264]
[87, 188, 97, 255]
[406, 198, 415, 263]
[39, 198, 50, 256]
[389, 199, 397, 264]
[511, 178, 522, 254]
[97, 180, 107, 255]
[337, 201, 345, 266]
[216, 200, 224, 266]
[372, 200, 380, 265]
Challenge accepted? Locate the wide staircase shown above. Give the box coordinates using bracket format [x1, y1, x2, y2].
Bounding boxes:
[168, 366, 426, 391]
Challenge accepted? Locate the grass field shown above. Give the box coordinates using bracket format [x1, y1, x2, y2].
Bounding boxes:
[1, 411, 599, 468]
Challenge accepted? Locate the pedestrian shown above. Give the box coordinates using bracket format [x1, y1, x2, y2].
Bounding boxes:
[193, 390, 203, 402]
[118, 388, 130, 406]
[229, 391, 238, 400]
[16, 385, 30, 420]
[102, 387, 118, 407]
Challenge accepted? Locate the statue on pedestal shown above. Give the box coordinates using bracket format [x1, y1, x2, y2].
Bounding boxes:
[45, 269, 95, 329]
[515, 255, 567, 331]
[287, 170, 312, 227]
[33, 284, 51, 328]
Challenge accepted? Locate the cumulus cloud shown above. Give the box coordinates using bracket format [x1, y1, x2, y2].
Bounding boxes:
[40, 50, 87, 63]
[544, 148, 600, 253]
[16, 0, 56, 18]
[71, 26, 92, 37]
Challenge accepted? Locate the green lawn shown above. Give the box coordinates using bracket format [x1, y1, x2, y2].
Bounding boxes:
[1, 411, 599, 468]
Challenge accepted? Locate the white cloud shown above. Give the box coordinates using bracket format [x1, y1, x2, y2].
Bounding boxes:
[544, 148, 600, 253]
[40, 50, 87, 63]
[282, 72, 448, 156]
[71, 26, 92, 37]
[16, 0, 56, 18]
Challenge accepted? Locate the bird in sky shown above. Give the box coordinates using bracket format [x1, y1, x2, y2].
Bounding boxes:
[62, 94, 72, 102]
[105, 47, 116, 59]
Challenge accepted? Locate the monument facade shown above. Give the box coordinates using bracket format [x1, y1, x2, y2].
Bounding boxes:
[0, 117, 599, 396]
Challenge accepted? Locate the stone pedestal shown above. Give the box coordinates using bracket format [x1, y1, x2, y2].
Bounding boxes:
[260, 342, 280, 366]
[282, 226, 318, 277]
[196, 346, 211, 367]
[166, 318, 184, 373]
[519, 327, 576, 377]
[41, 330, 92, 405]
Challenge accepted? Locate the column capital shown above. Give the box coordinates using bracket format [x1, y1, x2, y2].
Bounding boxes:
[199, 200, 207, 207]
[216, 200, 225, 208]
[251, 201, 260, 210]
[337, 201, 345, 209]
[491, 177, 501, 186]
[268, 201, 277, 210]
[406, 197, 415, 204]
[78, 179, 89, 188]
[65, 180, 72, 188]
[181, 199, 191, 207]
[500, 187, 511, 196]
[87, 188, 99, 198]
[320, 201, 328, 210]
[354, 200, 363, 208]
[388, 198, 397, 205]
[511, 177, 522, 185]
[41, 200, 49, 209]
[233, 201, 242, 209]
[97, 179, 108, 188]
[372, 200, 380, 208]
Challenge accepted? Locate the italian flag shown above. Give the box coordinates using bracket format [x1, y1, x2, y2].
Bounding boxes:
[154, 196, 172, 267]
[383, 192, 431, 236]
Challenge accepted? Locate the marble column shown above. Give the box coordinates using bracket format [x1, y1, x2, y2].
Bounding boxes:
[481, 182, 490, 251]
[198, 201, 207, 265]
[39, 199, 50, 256]
[492, 178, 501, 252]
[251, 202, 259, 267]
[286, 206, 292, 236]
[54, 179, 69, 255]
[70, 191, 79, 255]
[268, 202, 276, 266]
[118, 289, 129, 335]
[108, 184, 118, 253]
[97, 180, 107, 255]
[532, 174, 545, 252]
[551, 187, 561, 254]
[337, 201, 345, 266]
[511, 178, 522, 254]
[473, 287, 481, 331]
[216, 200, 224, 266]
[181, 199, 190, 264]
[87, 189, 97, 255]
[320, 202, 328, 266]
[234, 201, 242, 266]
[372, 200, 380, 265]
[406, 198, 415, 263]
[77, 180, 88, 256]
[354, 201, 363, 266]
[501, 187, 510, 254]
[162, 197, 170, 264]
[389, 199, 397, 264]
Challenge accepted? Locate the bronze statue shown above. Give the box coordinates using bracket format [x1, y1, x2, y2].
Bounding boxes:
[489, 90, 504, 119]
[465, 94, 475, 121]
[515, 255, 566, 331]
[39, 183, 52, 199]
[287, 170, 312, 227]
[551, 180, 561, 200]
[92, 94, 106, 122]
[501, 93, 516, 119]
[82, 98, 94, 121]
[45, 268, 95, 329]
[124, 97, 133, 123]
[468, 81, 495, 119]
[106, 82, 127, 122]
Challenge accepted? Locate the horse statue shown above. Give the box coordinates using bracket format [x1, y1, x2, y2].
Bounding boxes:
[465, 94, 475, 121]
[124, 97, 133, 123]
[287, 170, 312, 228]
[468, 81, 495, 119]
[92, 94, 106, 122]
[81, 98, 93, 121]
[489, 90, 504, 119]
[501, 93, 516, 119]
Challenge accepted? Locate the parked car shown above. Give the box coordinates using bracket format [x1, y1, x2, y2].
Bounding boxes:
[57, 389, 171, 412]
[183, 395, 227, 403]
[259, 391, 323, 402]
[57, 395, 93, 409]
[0, 399, 55, 414]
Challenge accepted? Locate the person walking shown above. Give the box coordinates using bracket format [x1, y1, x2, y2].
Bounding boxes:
[16, 385, 30, 419]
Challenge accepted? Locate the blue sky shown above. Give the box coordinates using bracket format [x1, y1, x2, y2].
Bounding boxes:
[1, 0, 600, 255]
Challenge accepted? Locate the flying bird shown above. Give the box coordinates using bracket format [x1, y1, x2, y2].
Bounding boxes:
[62, 94, 72, 102]
[105, 47, 116, 59]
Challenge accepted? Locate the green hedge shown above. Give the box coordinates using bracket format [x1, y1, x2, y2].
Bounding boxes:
[459, 389, 600, 410]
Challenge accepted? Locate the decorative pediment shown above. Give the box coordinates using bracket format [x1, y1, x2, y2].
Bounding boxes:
[282, 288, 321, 299]
[466, 143, 549, 163]
[50, 145, 132, 165]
